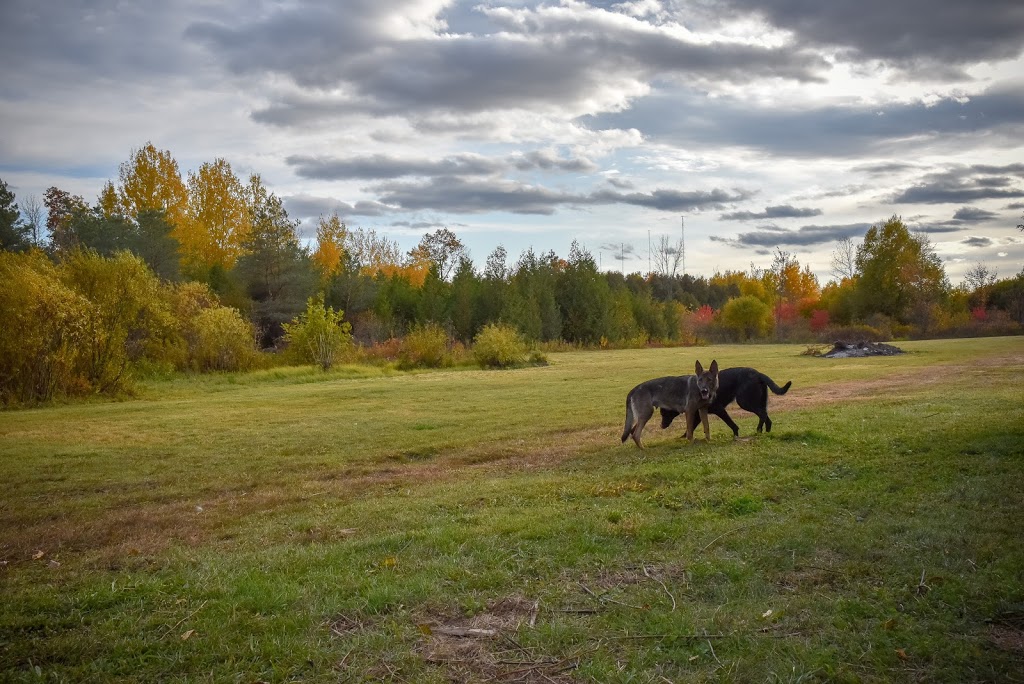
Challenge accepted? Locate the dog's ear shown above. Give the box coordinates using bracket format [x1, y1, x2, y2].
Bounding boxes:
[710, 360, 718, 375]
[695, 360, 704, 375]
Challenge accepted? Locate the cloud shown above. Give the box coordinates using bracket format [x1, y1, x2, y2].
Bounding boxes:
[719, 204, 823, 221]
[951, 207, 998, 222]
[286, 150, 597, 180]
[283, 194, 391, 221]
[187, 0, 828, 128]
[710, 222, 871, 248]
[586, 85, 1024, 158]
[719, 0, 1024, 71]
[588, 187, 752, 211]
[892, 164, 1024, 204]
[368, 176, 752, 215]
[962, 236, 993, 247]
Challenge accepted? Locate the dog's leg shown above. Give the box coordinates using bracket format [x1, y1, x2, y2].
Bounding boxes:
[631, 402, 654, 449]
[700, 408, 711, 441]
[684, 409, 695, 441]
[712, 407, 740, 438]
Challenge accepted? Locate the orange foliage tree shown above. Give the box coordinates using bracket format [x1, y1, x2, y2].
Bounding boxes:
[312, 213, 348, 280]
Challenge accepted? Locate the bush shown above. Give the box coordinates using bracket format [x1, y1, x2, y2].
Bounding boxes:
[398, 323, 451, 369]
[59, 250, 171, 393]
[0, 251, 89, 404]
[473, 324, 527, 368]
[818, 323, 884, 343]
[720, 295, 774, 341]
[191, 306, 262, 372]
[282, 295, 353, 370]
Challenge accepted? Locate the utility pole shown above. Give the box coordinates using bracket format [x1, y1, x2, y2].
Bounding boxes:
[680, 216, 686, 276]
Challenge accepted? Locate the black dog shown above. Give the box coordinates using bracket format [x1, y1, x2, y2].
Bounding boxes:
[659, 367, 791, 438]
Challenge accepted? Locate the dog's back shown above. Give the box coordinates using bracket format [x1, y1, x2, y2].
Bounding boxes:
[661, 366, 791, 436]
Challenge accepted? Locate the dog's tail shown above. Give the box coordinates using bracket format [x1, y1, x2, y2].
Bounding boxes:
[761, 374, 792, 395]
[621, 391, 636, 443]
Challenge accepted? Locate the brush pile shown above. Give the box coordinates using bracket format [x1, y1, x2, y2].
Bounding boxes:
[821, 340, 905, 358]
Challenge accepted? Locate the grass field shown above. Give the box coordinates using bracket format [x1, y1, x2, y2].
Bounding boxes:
[2, 337, 1023, 682]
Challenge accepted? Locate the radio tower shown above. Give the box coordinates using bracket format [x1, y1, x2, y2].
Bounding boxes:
[680, 216, 686, 276]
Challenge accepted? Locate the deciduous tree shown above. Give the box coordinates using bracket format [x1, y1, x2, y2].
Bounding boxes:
[409, 227, 465, 281]
[43, 186, 89, 254]
[117, 142, 188, 229]
[183, 158, 250, 274]
[853, 216, 948, 324]
[312, 213, 348, 280]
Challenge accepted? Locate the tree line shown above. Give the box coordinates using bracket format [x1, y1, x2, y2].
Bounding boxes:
[1, 142, 1023, 403]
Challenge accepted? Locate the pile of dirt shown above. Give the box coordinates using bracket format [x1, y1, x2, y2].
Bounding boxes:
[821, 340, 905, 358]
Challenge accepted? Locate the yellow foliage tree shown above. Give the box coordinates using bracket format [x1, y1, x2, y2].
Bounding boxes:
[98, 181, 120, 219]
[183, 158, 250, 272]
[312, 213, 348, 280]
[117, 142, 188, 227]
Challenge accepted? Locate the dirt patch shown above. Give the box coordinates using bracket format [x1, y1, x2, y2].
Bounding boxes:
[415, 596, 580, 682]
[989, 625, 1024, 653]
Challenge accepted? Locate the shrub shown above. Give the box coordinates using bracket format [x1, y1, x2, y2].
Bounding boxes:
[398, 323, 451, 369]
[0, 251, 89, 404]
[282, 295, 353, 370]
[59, 250, 171, 393]
[191, 306, 262, 372]
[720, 295, 774, 341]
[818, 323, 884, 343]
[473, 324, 527, 368]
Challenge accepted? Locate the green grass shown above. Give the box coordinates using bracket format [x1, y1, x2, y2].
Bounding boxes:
[2, 337, 1023, 682]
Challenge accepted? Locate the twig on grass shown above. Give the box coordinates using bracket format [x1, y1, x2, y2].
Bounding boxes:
[916, 568, 930, 595]
[708, 638, 723, 665]
[165, 600, 208, 635]
[699, 521, 767, 553]
[579, 582, 645, 610]
[643, 564, 677, 611]
[606, 633, 727, 640]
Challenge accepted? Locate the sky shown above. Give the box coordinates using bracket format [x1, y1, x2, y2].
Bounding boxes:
[2, 0, 1023, 285]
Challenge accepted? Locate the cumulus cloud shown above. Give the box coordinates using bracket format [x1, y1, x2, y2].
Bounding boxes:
[719, 0, 1024, 71]
[892, 164, 1024, 204]
[187, 0, 828, 128]
[286, 150, 597, 180]
[367, 176, 751, 215]
[283, 194, 391, 221]
[962, 236, 993, 247]
[587, 85, 1024, 158]
[710, 222, 871, 248]
[951, 207, 998, 222]
[719, 204, 823, 221]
